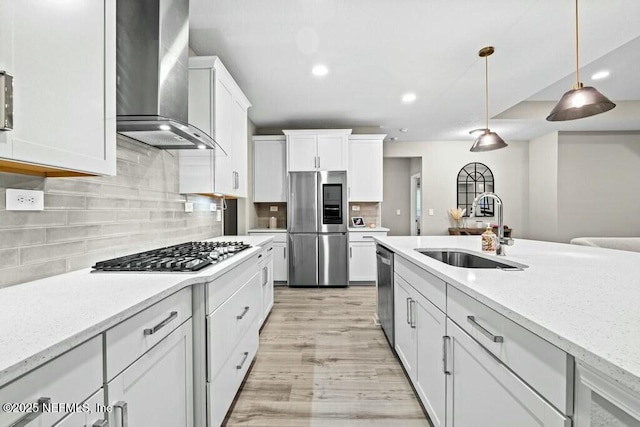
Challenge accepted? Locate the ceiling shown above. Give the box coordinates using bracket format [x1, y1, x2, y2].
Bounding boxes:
[189, 0, 640, 143]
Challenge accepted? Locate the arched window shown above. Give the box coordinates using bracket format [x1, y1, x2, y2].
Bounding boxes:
[456, 162, 494, 217]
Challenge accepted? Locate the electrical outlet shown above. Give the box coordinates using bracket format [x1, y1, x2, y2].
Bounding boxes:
[352, 205, 360, 211]
[270, 206, 278, 212]
[6, 189, 44, 211]
[184, 202, 194, 213]
[216, 210, 222, 221]
[428, 208, 434, 216]
[209, 203, 217, 212]
[396, 209, 401, 216]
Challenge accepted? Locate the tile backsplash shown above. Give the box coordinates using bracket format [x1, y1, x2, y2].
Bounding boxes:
[0, 138, 222, 289]
[349, 202, 381, 227]
[254, 203, 287, 229]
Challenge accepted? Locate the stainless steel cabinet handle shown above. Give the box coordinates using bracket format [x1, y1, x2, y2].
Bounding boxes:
[284, 247, 286, 259]
[410, 299, 416, 328]
[318, 156, 321, 168]
[236, 306, 250, 320]
[362, 236, 373, 239]
[268, 247, 273, 252]
[258, 254, 263, 258]
[349, 246, 352, 258]
[406, 297, 411, 324]
[144, 311, 178, 336]
[467, 315, 504, 343]
[93, 420, 108, 427]
[236, 351, 250, 369]
[314, 156, 317, 169]
[10, 397, 50, 427]
[114, 401, 128, 427]
[443, 336, 451, 375]
[262, 266, 268, 286]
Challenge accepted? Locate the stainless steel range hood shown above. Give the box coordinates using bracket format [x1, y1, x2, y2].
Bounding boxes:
[116, 0, 224, 153]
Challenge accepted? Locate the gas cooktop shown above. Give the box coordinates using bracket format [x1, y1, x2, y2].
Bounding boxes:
[92, 241, 252, 272]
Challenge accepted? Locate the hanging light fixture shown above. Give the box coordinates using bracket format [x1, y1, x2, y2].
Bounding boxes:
[470, 46, 507, 152]
[546, 0, 615, 121]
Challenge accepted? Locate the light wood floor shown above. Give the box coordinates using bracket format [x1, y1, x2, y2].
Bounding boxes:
[224, 286, 430, 426]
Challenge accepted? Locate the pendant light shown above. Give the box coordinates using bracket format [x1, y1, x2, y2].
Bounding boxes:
[470, 46, 507, 152]
[546, 0, 615, 121]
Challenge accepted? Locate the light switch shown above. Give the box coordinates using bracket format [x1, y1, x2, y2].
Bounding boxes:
[396, 209, 401, 216]
[428, 208, 434, 216]
[352, 205, 360, 211]
[184, 202, 194, 213]
[270, 206, 278, 212]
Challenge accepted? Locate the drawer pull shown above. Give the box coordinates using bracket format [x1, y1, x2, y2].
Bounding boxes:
[114, 401, 128, 427]
[258, 254, 263, 258]
[268, 247, 273, 252]
[406, 297, 411, 324]
[10, 397, 50, 427]
[93, 420, 108, 427]
[144, 311, 178, 336]
[236, 351, 250, 369]
[362, 235, 373, 239]
[443, 336, 451, 375]
[410, 299, 416, 328]
[467, 315, 504, 343]
[237, 306, 250, 320]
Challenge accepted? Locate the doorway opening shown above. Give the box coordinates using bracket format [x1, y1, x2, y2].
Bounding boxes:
[410, 173, 421, 236]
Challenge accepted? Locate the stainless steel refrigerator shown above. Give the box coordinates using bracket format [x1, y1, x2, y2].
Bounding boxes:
[288, 171, 349, 287]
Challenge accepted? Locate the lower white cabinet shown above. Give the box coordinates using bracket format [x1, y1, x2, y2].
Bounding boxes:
[55, 389, 106, 427]
[260, 246, 275, 326]
[349, 230, 387, 282]
[394, 273, 446, 427]
[445, 319, 569, 427]
[107, 319, 194, 427]
[273, 242, 287, 282]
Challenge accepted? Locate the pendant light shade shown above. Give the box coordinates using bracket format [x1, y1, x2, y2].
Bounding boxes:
[547, 0, 616, 121]
[470, 46, 507, 152]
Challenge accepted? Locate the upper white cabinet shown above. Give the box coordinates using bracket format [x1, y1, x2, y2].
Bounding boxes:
[284, 129, 350, 172]
[0, 0, 116, 176]
[179, 56, 251, 198]
[348, 134, 385, 201]
[253, 136, 287, 202]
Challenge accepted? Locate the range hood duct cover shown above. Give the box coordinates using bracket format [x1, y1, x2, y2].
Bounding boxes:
[116, 0, 224, 153]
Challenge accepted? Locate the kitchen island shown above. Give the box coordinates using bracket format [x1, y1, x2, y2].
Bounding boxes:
[375, 235, 640, 426]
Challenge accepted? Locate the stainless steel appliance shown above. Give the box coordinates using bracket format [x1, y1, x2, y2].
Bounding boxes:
[115, 0, 224, 151]
[376, 244, 394, 347]
[92, 241, 251, 272]
[288, 171, 348, 287]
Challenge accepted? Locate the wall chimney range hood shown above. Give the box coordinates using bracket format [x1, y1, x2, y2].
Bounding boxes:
[116, 0, 225, 153]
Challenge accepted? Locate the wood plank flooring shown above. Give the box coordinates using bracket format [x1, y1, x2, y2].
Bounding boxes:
[224, 286, 430, 426]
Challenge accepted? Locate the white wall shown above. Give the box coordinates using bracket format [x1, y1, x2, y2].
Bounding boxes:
[382, 158, 412, 236]
[384, 140, 530, 237]
[529, 132, 559, 241]
[557, 131, 640, 241]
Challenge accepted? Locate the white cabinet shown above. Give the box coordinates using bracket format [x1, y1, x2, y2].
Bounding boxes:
[0, 0, 116, 176]
[284, 129, 350, 172]
[349, 230, 387, 282]
[348, 134, 385, 201]
[180, 56, 251, 198]
[259, 245, 275, 327]
[249, 232, 288, 282]
[394, 273, 446, 427]
[56, 389, 106, 427]
[254, 136, 287, 202]
[107, 319, 194, 427]
[445, 320, 569, 427]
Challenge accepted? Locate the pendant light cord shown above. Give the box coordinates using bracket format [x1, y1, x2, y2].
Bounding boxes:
[485, 55, 489, 130]
[575, 0, 580, 85]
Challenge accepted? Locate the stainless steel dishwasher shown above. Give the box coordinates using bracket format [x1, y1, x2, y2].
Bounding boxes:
[376, 244, 394, 348]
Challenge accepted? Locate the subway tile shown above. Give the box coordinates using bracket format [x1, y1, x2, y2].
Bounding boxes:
[68, 210, 118, 225]
[117, 210, 149, 222]
[0, 228, 46, 249]
[0, 259, 67, 289]
[66, 249, 123, 272]
[0, 172, 45, 191]
[86, 196, 130, 210]
[0, 211, 66, 229]
[102, 222, 141, 236]
[46, 225, 102, 243]
[99, 184, 140, 199]
[0, 248, 19, 268]
[130, 200, 159, 209]
[44, 178, 102, 195]
[149, 211, 175, 220]
[21, 241, 85, 264]
[44, 194, 86, 210]
[138, 189, 167, 201]
[85, 235, 131, 253]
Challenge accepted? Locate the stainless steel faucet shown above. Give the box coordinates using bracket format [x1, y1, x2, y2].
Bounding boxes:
[470, 192, 514, 256]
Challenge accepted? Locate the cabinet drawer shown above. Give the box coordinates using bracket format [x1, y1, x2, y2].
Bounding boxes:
[0, 336, 102, 427]
[209, 318, 259, 427]
[395, 256, 446, 312]
[447, 286, 572, 414]
[106, 287, 192, 381]
[248, 232, 287, 243]
[207, 252, 260, 313]
[349, 231, 387, 242]
[209, 271, 261, 380]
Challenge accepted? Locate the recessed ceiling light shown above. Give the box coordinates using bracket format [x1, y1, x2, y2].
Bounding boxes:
[468, 128, 487, 136]
[159, 124, 171, 131]
[402, 93, 416, 104]
[591, 70, 610, 80]
[312, 64, 329, 77]
[399, 128, 408, 133]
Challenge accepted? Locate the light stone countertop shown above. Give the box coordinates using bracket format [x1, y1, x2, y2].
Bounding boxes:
[248, 228, 287, 233]
[0, 235, 273, 388]
[374, 235, 640, 395]
[348, 227, 389, 232]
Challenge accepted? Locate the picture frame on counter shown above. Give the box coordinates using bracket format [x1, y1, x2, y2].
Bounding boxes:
[351, 217, 365, 227]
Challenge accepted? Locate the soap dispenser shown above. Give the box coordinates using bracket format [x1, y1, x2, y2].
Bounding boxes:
[481, 225, 497, 253]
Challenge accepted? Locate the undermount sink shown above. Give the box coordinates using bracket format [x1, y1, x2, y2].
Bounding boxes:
[415, 249, 528, 270]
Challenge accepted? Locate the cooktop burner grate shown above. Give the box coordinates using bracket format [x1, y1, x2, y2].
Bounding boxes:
[92, 241, 252, 272]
